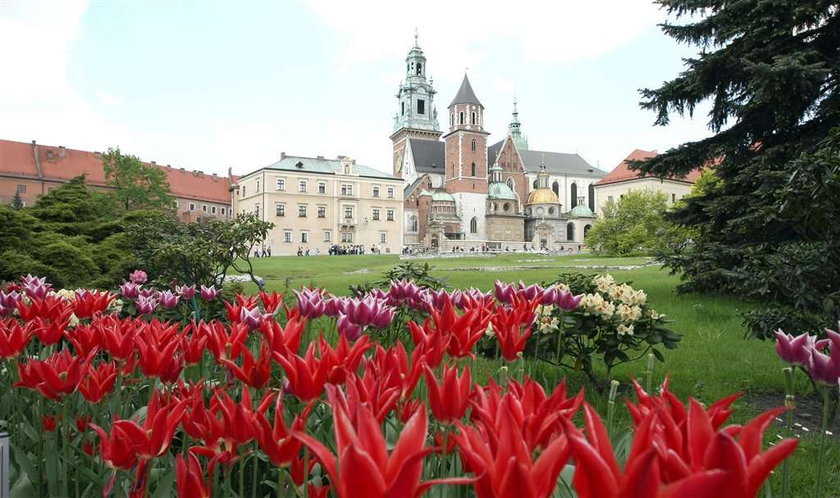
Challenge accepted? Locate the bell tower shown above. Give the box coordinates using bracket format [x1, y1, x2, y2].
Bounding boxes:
[443, 74, 489, 194]
[390, 31, 442, 178]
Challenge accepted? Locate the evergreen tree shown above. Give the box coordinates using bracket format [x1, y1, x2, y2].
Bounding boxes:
[10, 191, 23, 209]
[638, 1, 840, 337]
[102, 147, 175, 212]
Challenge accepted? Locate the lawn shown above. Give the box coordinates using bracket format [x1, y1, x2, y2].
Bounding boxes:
[246, 252, 840, 494]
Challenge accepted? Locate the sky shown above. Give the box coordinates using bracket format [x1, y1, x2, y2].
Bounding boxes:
[0, 0, 714, 177]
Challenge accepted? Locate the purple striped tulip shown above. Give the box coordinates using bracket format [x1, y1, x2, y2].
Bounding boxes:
[21, 275, 51, 299]
[159, 290, 180, 310]
[119, 282, 140, 300]
[294, 288, 327, 319]
[176, 285, 196, 300]
[774, 330, 817, 367]
[135, 295, 158, 315]
[200, 285, 219, 301]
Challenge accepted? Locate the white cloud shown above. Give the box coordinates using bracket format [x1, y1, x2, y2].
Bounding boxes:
[303, 0, 661, 82]
[0, 0, 137, 154]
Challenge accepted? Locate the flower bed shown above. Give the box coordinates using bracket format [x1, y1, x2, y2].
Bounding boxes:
[0, 273, 796, 497]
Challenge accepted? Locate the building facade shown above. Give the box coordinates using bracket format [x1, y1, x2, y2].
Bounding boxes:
[0, 139, 233, 222]
[232, 154, 404, 255]
[392, 37, 607, 250]
[593, 149, 702, 213]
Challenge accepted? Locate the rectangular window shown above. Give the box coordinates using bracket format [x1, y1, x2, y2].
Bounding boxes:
[344, 206, 353, 219]
[608, 196, 613, 203]
[242, 186, 246, 197]
[387, 187, 394, 199]
[318, 182, 326, 194]
[202, 205, 207, 212]
[16, 184, 26, 194]
[284, 231, 292, 243]
[298, 204, 307, 217]
[341, 184, 353, 196]
[386, 209, 395, 221]
[417, 99, 425, 115]
[372, 185, 380, 198]
[256, 180, 260, 192]
[299, 180, 307, 192]
[317, 206, 326, 218]
[211, 206, 216, 214]
[189, 203, 196, 211]
[301, 232, 308, 243]
[342, 232, 353, 243]
[221, 208, 226, 215]
[671, 193, 676, 203]
[276, 178, 285, 191]
[275, 203, 285, 217]
[380, 232, 387, 243]
[372, 209, 380, 221]
[323, 230, 331, 242]
[254, 204, 260, 215]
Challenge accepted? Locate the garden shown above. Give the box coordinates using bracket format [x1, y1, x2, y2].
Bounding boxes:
[0, 253, 837, 497]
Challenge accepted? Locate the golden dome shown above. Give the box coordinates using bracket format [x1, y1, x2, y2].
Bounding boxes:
[526, 188, 559, 205]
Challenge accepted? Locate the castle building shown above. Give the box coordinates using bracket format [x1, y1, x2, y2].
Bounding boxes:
[231, 154, 404, 255]
[0, 138, 233, 222]
[593, 149, 703, 212]
[393, 37, 607, 250]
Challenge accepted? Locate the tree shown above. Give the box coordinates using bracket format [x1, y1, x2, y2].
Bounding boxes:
[102, 147, 175, 212]
[636, 0, 840, 337]
[10, 191, 23, 209]
[128, 213, 273, 289]
[586, 190, 692, 256]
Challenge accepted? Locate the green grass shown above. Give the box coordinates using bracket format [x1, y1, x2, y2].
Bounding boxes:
[244, 252, 839, 494]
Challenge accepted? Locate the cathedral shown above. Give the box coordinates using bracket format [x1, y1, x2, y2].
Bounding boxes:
[391, 36, 607, 251]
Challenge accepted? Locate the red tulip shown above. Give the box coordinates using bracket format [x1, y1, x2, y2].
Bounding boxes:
[16, 294, 69, 322]
[263, 316, 307, 358]
[205, 321, 249, 361]
[333, 368, 402, 424]
[294, 393, 470, 498]
[424, 364, 471, 424]
[31, 313, 72, 346]
[70, 290, 115, 319]
[255, 392, 312, 467]
[79, 361, 118, 403]
[273, 342, 330, 402]
[220, 342, 272, 389]
[259, 290, 285, 314]
[16, 349, 93, 400]
[454, 401, 570, 498]
[41, 414, 57, 432]
[135, 333, 184, 383]
[90, 392, 187, 468]
[318, 333, 373, 385]
[490, 297, 539, 361]
[0, 318, 32, 358]
[176, 453, 211, 498]
[92, 315, 137, 361]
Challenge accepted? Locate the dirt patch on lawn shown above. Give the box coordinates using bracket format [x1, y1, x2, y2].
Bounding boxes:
[742, 391, 840, 440]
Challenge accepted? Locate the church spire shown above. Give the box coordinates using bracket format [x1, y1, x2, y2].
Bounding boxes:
[509, 95, 529, 150]
[392, 32, 439, 135]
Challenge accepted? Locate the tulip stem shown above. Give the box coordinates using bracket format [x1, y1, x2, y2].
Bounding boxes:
[781, 367, 794, 498]
[239, 450, 245, 498]
[815, 386, 830, 498]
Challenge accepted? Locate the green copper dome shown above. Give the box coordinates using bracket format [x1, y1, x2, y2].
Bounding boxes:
[488, 182, 517, 200]
[431, 190, 456, 202]
[569, 205, 594, 218]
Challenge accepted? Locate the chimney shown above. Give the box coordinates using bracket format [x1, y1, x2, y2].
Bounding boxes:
[316, 155, 324, 160]
[180, 167, 185, 171]
[31, 140, 36, 145]
[280, 152, 286, 160]
[151, 161, 156, 165]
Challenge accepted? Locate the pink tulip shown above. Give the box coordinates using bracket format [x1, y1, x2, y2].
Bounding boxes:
[199, 285, 219, 301]
[135, 296, 158, 315]
[129, 270, 148, 285]
[294, 288, 327, 319]
[774, 330, 817, 366]
[119, 282, 140, 299]
[0, 290, 22, 316]
[21, 275, 51, 299]
[159, 291, 180, 310]
[807, 329, 840, 386]
[176, 285, 196, 300]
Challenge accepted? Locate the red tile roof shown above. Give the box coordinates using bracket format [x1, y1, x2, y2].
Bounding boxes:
[595, 149, 703, 186]
[0, 139, 232, 204]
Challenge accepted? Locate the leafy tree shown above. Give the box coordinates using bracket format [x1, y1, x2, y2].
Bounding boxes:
[586, 190, 693, 256]
[637, 0, 840, 337]
[128, 212, 273, 289]
[102, 147, 175, 212]
[10, 191, 23, 209]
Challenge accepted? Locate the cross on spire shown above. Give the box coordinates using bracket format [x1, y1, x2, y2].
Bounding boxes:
[414, 28, 419, 46]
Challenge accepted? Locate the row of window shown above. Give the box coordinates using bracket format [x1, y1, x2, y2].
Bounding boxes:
[244, 179, 395, 198]
[281, 230, 388, 244]
[187, 202, 226, 215]
[273, 203, 394, 220]
[451, 110, 480, 127]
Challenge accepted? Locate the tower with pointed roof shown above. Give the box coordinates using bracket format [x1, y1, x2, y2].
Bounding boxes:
[509, 97, 529, 150]
[390, 32, 442, 178]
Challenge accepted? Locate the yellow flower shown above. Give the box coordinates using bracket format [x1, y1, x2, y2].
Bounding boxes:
[593, 274, 615, 293]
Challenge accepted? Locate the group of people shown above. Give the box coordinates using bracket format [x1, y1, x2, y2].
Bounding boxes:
[328, 245, 379, 256]
[253, 247, 272, 258]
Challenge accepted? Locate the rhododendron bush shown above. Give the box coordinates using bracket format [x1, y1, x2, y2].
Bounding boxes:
[0, 273, 796, 497]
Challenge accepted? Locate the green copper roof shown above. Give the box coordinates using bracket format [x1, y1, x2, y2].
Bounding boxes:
[431, 190, 455, 202]
[488, 182, 517, 200]
[261, 155, 399, 180]
[569, 205, 594, 218]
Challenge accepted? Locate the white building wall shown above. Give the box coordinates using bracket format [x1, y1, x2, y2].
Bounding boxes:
[594, 178, 693, 214]
[457, 192, 487, 241]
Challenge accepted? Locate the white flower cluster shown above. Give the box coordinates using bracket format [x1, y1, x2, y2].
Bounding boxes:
[579, 293, 616, 319]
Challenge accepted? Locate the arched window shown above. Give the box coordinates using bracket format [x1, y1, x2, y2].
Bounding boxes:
[459, 112, 465, 125]
[471, 112, 476, 124]
[416, 63, 422, 75]
[471, 139, 476, 152]
[570, 183, 578, 208]
[401, 102, 405, 116]
[506, 178, 514, 189]
[471, 162, 476, 176]
[450, 113, 454, 126]
[533, 179, 538, 189]
[588, 184, 595, 212]
[567, 223, 575, 241]
[584, 224, 592, 239]
[470, 217, 478, 233]
[410, 216, 418, 232]
[552, 181, 559, 197]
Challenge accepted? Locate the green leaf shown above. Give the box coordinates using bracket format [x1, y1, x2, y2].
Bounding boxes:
[652, 349, 665, 362]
